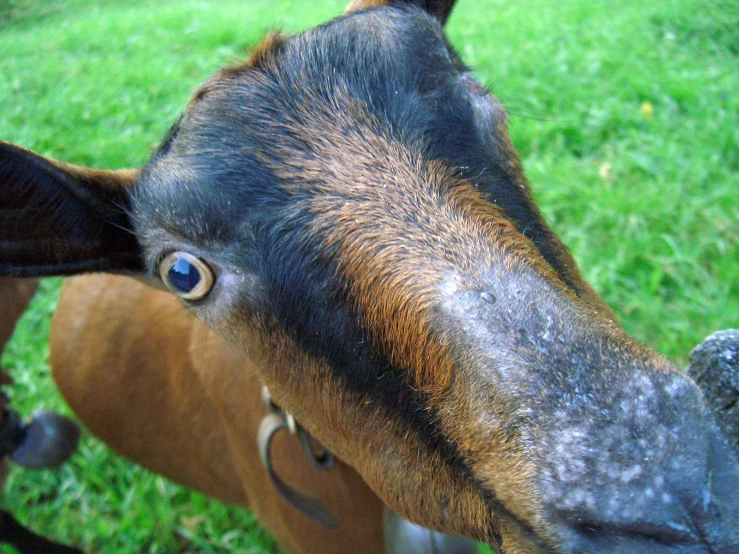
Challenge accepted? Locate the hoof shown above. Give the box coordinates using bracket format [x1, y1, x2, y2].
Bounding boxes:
[384, 509, 480, 554]
[11, 411, 81, 469]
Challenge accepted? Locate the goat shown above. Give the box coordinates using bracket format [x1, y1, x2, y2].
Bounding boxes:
[1, 1, 737, 552]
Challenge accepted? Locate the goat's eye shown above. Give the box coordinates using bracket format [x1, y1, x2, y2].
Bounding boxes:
[158, 252, 215, 301]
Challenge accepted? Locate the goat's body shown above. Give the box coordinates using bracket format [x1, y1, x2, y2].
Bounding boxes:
[51, 274, 385, 554]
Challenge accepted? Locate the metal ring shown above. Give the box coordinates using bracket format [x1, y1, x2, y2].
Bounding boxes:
[257, 411, 339, 529]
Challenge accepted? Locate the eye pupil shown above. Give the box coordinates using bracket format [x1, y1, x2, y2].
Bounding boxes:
[159, 251, 214, 300]
[168, 258, 201, 293]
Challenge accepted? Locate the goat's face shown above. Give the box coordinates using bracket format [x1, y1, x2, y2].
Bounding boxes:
[1, 1, 738, 552]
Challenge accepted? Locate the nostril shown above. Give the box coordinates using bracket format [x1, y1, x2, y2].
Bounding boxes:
[701, 430, 739, 550]
[577, 520, 698, 546]
[555, 509, 702, 553]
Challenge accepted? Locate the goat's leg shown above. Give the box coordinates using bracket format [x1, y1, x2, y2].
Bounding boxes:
[0, 277, 82, 554]
[0, 510, 83, 554]
[0, 277, 37, 351]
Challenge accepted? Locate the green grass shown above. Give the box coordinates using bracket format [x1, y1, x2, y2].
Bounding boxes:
[0, 0, 737, 552]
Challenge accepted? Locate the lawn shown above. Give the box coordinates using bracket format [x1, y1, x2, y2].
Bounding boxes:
[0, 0, 737, 552]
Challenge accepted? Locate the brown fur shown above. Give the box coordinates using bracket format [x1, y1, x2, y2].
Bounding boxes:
[228, 88, 573, 544]
[191, 33, 288, 106]
[51, 274, 386, 554]
[254, 89, 591, 409]
[346, 0, 457, 24]
[218, 294, 496, 541]
[229, 32, 289, 74]
[43, 48, 720, 552]
[346, 0, 390, 13]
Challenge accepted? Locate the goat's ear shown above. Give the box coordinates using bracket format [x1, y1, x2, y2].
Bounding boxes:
[344, 0, 456, 25]
[0, 141, 144, 277]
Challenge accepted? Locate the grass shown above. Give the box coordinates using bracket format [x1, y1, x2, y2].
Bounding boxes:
[0, 0, 737, 552]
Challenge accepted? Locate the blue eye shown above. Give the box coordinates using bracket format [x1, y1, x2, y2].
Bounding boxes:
[159, 252, 215, 300]
[169, 258, 200, 293]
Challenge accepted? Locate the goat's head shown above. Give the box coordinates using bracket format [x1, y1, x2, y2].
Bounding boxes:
[1, 1, 737, 552]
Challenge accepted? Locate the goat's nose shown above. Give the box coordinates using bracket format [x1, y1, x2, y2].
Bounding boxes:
[697, 427, 739, 552]
[557, 425, 739, 553]
[559, 526, 709, 554]
[554, 496, 706, 553]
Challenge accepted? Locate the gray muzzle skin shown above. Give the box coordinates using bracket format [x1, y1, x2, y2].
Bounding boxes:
[381, 329, 739, 554]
